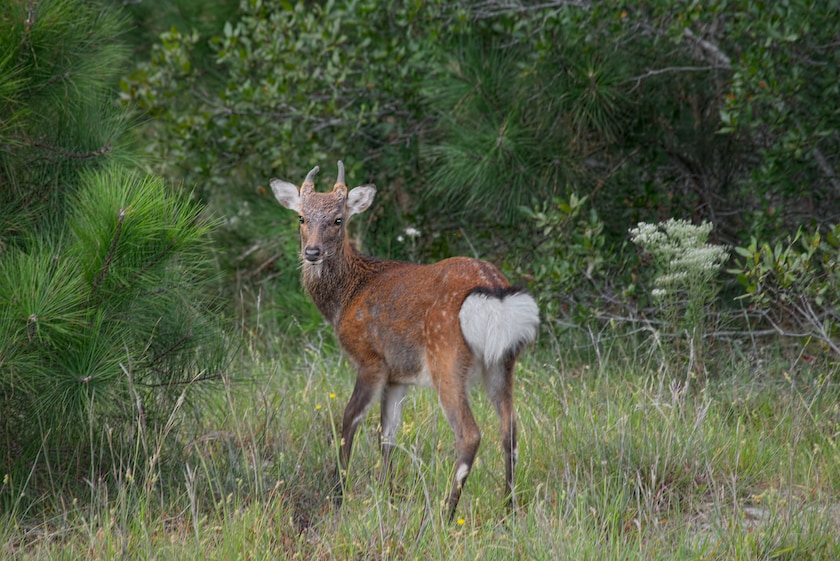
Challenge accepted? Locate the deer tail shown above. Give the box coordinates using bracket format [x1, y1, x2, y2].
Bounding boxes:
[459, 287, 540, 365]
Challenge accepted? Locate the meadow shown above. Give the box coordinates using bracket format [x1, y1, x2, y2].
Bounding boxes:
[2, 322, 839, 561]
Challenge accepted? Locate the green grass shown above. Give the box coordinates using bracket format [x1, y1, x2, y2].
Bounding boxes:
[2, 328, 840, 560]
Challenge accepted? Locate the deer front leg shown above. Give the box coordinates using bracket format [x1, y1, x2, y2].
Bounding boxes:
[333, 372, 383, 505]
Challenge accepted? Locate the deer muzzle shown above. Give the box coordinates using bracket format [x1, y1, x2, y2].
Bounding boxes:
[304, 246, 322, 262]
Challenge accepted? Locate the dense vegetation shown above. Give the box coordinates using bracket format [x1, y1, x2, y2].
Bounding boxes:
[119, 0, 840, 348]
[2, 0, 839, 558]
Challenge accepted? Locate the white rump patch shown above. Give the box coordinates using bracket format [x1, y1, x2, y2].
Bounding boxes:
[459, 291, 539, 365]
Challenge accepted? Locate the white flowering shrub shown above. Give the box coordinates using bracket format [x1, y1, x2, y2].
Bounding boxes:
[630, 219, 729, 371]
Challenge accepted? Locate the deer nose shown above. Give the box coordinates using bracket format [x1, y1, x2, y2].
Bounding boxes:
[304, 247, 322, 262]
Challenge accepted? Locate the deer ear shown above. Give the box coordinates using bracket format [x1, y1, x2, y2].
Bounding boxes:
[270, 179, 302, 213]
[346, 184, 376, 217]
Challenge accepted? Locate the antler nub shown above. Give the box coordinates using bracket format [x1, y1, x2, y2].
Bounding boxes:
[301, 165, 319, 194]
[333, 160, 347, 195]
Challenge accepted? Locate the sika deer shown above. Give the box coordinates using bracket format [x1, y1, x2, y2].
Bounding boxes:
[270, 161, 539, 521]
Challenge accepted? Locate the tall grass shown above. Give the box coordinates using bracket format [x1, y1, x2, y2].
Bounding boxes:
[2, 325, 839, 559]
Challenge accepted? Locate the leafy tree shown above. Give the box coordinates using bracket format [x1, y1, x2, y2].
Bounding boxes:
[0, 0, 227, 484]
[712, 0, 840, 233]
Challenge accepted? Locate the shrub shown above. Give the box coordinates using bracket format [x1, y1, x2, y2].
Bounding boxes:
[517, 194, 610, 325]
[731, 225, 840, 357]
[630, 219, 729, 375]
[0, 0, 229, 493]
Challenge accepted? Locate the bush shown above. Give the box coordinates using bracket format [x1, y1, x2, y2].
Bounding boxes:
[630, 219, 729, 374]
[517, 194, 611, 325]
[732, 225, 840, 357]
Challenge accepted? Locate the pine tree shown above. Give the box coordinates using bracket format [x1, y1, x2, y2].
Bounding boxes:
[0, 0, 227, 486]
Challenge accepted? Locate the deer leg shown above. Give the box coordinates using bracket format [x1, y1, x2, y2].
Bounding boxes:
[439, 387, 481, 522]
[485, 358, 518, 512]
[333, 373, 383, 505]
[380, 383, 408, 486]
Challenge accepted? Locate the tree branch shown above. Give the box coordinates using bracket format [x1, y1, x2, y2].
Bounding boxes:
[31, 140, 112, 159]
[466, 0, 590, 19]
[811, 144, 840, 196]
[625, 65, 729, 92]
[683, 28, 732, 68]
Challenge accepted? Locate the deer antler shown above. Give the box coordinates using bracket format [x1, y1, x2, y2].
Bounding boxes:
[333, 160, 347, 195]
[301, 165, 319, 194]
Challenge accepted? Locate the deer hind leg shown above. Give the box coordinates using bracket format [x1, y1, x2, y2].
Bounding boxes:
[484, 355, 518, 512]
[434, 351, 481, 522]
[440, 389, 481, 522]
[334, 370, 385, 505]
[380, 383, 408, 486]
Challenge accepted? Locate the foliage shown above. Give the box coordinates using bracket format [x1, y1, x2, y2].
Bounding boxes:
[517, 194, 612, 325]
[0, 168, 227, 470]
[113, 0, 238, 63]
[732, 225, 840, 356]
[116, 0, 840, 360]
[0, 0, 136, 244]
[121, 3, 840, 262]
[716, 0, 840, 232]
[421, 2, 727, 237]
[122, 0, 444, 187]
[422, 1, 839, 356]
[422, 17, 632, 224]
[427, 1, 839, 243]
[0, 0, 228, 484]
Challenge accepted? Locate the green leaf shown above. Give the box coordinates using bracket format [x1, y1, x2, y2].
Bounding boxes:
[734, 246, 753, 258]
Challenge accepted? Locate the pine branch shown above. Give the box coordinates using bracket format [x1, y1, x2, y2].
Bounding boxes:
[6, 134, 113, 160]
[92, 209, 126, 293]
[149, 333, 193, 366]
[811, 145, 840, 195]
[32, 140, 112, 160]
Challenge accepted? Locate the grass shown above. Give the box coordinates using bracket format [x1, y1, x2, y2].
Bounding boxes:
[2, 326, 840, 560]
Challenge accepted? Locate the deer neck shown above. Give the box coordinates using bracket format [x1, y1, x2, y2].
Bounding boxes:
[301, 239, 377, 326]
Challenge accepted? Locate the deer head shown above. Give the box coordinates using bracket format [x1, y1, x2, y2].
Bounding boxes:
[270, 161, 376, 266]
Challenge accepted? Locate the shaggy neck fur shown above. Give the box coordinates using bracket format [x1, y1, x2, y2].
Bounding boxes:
[302, 238, 384, 326]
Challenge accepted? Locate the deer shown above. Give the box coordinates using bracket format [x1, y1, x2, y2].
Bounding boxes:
[270, 161, 540, 522]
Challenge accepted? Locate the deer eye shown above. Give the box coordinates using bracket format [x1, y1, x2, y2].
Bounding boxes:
[334, 218, 343, 225]
[298, 216, 305, 225]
